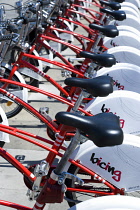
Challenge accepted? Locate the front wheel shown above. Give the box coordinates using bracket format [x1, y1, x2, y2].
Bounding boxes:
[10, 46, 41, 87]
[0, 68, 25, 118]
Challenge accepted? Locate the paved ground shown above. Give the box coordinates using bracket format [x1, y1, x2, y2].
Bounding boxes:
[0, 0, 90, 209]
[1, 1, 140, 209]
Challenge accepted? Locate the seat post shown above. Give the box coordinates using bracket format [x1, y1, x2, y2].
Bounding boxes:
[100, 12, 106, 24]
[91, 33, 102, 51]
[71, 90, 85, 112]
[54, 130, 81, 175]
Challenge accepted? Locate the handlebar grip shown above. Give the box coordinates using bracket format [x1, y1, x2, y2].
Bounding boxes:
[23, 17, 37, 24]
[0, 34, 14, 41]
[7, 23, 18, 33]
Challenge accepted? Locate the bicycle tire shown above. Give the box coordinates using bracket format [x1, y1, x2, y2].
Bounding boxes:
[0, 69, 24, 118]
[65, 164, 140, 207]
[65, 164, 112, 207]
[10, 46, 40, 87]
[0, 141, 5, 148]
[38, 45, 53, 73]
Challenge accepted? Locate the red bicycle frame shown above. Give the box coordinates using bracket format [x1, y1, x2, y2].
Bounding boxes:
[5, 51, 84, 96]
[37, 26, 95, 51]
[0, 77, 91, 137]
[76, 0, 101, 8]
[4, 37, 107, 98]
[0, 122, 124, 210]
[66, 4, 103, 24]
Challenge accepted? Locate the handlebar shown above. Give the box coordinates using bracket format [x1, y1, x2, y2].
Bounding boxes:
[15, 17, 38, 26]
[22, 17, 38, 24]
[7, 23, 18, 33]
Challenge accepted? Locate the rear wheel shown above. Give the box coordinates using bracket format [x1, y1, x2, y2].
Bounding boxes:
[0, 69, 24, 118]
[65, 164, 111, 207]
[65, 164, 140, 207]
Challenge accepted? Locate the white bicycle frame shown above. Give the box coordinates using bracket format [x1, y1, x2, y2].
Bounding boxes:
[120, 6, 140, 18]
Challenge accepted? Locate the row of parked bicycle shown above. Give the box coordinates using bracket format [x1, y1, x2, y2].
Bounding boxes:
[0, 0, 140, 209]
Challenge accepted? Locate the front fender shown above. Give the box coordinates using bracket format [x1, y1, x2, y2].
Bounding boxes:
[1, 63, 28, 103]
[0, 106, 9, 143]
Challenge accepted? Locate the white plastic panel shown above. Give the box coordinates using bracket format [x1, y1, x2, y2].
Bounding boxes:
[117, 25, 140, 37]
[84, 90, 140, 135]
[109, 14, 140, 30]
[95, 63, 140, 93]
[69, 134, 140, 192]
[103, 31, 140, 50]
[104, 46, 140, 66]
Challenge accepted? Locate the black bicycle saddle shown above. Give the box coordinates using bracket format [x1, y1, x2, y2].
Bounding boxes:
[100, 0, 121, 10]
[89, 24, 119, 38]
[55, 112, 123, 147]
[64, 76, 113, 97]
[79, 51, 116, 67]
[100, 8, 126, 21]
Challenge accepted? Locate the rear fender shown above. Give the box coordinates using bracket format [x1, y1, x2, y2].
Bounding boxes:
[64, 134, 140, 193]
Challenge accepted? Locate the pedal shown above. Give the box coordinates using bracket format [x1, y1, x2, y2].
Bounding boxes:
[68, 58, 74, 64]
